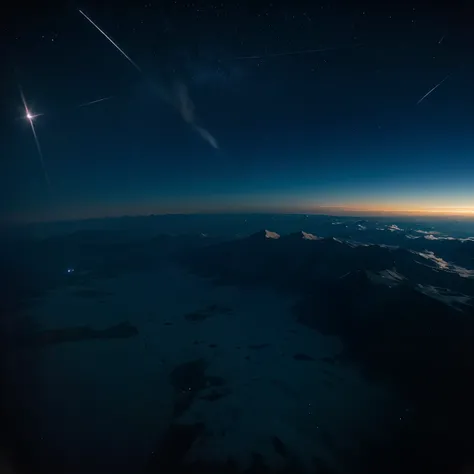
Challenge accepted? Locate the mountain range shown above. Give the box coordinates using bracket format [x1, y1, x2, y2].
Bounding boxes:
[177, 228, 473, 472]
[1, 217, 473, 473]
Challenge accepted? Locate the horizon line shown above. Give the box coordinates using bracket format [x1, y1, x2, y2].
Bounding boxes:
[8, 207, 474, 225]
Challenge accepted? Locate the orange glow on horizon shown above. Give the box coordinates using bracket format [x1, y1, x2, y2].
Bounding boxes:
[294, 196, 474, 217]
[304, 205, 474, 217]
[8, 199, 474, 224]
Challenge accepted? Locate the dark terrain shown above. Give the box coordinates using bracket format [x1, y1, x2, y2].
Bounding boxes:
[1, 215, 473, 474]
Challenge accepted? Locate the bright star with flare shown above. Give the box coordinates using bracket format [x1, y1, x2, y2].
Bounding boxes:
[19, 86, 50, 187]
[25, 109, 43, 121]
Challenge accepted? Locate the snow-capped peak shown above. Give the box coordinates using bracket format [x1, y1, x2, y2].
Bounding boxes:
[264, 230, 280, 239]
[387, 224, 403, 232]
[301, 231, 320, 240]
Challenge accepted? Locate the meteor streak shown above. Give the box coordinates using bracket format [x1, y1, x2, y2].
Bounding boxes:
[78, 9, 142, 72]
[78, 9, 218, 149]
[416, 72, 452, 105]
[78, 96, 114, 108]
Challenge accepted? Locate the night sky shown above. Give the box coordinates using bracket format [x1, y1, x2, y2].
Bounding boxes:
[2, 0, 473, 223]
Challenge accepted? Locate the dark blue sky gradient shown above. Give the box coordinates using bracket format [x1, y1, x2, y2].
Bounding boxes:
[2, 0, 473, 222]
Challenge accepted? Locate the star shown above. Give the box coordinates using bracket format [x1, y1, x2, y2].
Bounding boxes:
[25, 110, 42, 122]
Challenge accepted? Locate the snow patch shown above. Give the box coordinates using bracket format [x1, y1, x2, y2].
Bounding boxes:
[412, 230, 473, 242]
[416, 251, 474, 278]
[415, 229, 439, 235]
[301, 231, 321, 240]
[416, 284, 473, 309]
[423, 234, 474, 242]
[379, 269, 406, 282]
[265, 230, 280, 239]
[424, 234, 456, 241]
[367, 269, 406, 286]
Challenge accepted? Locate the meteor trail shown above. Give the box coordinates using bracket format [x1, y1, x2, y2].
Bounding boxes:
[77, 9, 218, 149]
[19, 87, 50, 187]
[78, 96, 114, 108]
[416, 72, 452, 105]
[78, 9, 142, 72]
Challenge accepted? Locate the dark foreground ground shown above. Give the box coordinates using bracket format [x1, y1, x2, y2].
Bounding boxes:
[1, 215, 473, 473]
